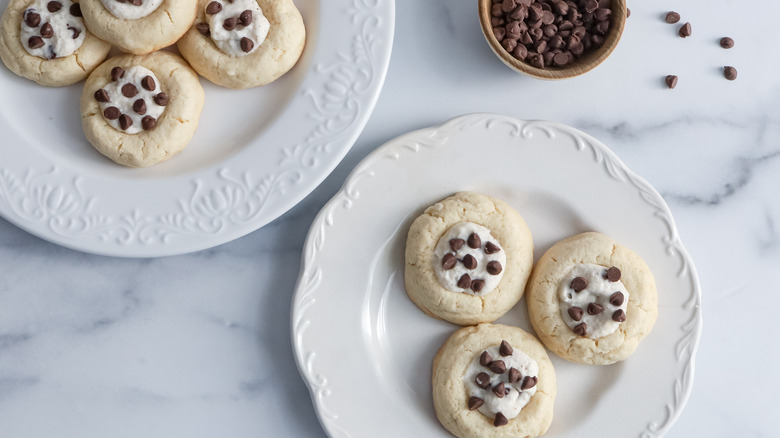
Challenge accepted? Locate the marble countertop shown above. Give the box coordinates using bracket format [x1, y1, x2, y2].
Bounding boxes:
[1, 1, 778, 437]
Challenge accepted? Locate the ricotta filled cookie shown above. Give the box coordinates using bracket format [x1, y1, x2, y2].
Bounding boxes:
[79, 0, 197, 54]
[176, 0, 305, 89]
[432, 324, 556, 438]
[81, 51, 204, 167]
[526, 232, 658, 365]
[0, 0, 111, 86]
[405, 192, 534, 325]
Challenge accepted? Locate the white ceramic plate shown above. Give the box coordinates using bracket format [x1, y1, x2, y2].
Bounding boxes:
[0, 0, 394, 257]
[292, 114, 702, 438]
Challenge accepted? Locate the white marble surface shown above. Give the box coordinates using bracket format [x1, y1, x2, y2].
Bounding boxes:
[1, 1, 778, 437]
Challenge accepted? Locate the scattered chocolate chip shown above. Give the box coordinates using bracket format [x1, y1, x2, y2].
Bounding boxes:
[68, 26, 80, 39]
[141, 75, 156, 91]
[467, 233, 481, 249]
[724, 66, 737, 81]
[606, 267, 621, 282]
[240, 37, 254, 53]
[118, 114, 133, 130]
[457, 274, 472, 289]
[121, 83, 138, 98]
[626, 8, 630, 18]
[475, 372, 491, 389]
[47, 1, 62, 13]
[70, 3, 82, 17]
[441, 253, 457, 270]
[24, 11, 41, 28]
[492, 382, 506, 398]
[610, 292, 624, 306]
[665, 75, 678, 89]
[206, 1, 222, 14]
[568, 306, 583, 321]
[494, 412, 509, 427]
[488, 360, 507, 374]
[570, 276, 588, 292]
[679, 22, 692, 38]
[521, 375, 538, 390]
[111, 66, 125, 82]
[195, 23, 210, 36]
[587, 302, 604, 315]
[573, 322, 587, 336]
[468, 396, 484, 411]
[223, 17, 238, 31]
[462, 254, 477, 270]
[27, 36, 44, 49]
[486, 261, 502, 275]
[132, 99, 146, 115]
[239, 9, 253, 26]
[449, 238, 465, 252]
[499, 340, 513, 356]
[485, 242, 501, 254]
[508, 367, 521, 383]
[142, 116, 157, 131]
[480, 351, 493, 366]
[40, 22, 54, 38]
[94, 89, 109, 102]
[103, 106, 120, 120]
[471, 279, 485, 292]
[720, 37, 734, 49]
[612, 309, 626, 322]
[153, 92, 169, 106]
[665, 11, 680, 24]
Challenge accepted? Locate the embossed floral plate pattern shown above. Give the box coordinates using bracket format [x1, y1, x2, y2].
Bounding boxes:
[0, 0, 394, 257]
[292, 114, 702, 437]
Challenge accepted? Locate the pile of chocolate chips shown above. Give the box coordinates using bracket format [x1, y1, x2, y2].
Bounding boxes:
[489, 0, 613, 69]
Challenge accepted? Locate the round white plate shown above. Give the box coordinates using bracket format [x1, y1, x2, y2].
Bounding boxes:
[292, 114, 702, 438]
[0, 0, 394, 257]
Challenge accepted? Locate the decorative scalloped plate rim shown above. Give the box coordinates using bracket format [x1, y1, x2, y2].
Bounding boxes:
[292, 114, 703, 438]
[0, 0, 395, 257]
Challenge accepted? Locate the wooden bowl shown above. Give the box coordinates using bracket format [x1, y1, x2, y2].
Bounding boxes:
[478, 0, 627, 79]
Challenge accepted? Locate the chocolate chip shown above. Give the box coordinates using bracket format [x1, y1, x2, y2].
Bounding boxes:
[141, 76, 156, 91]
[223, 17, 238, 31]
[570, 276, 588, 292]
[587, 302, 604, 315]
[40, 23, 54, 38]
[488, 360, 506, 374]
[441, 253, 457, 270]
[103, 106, 120, 120]
[521, 375, 537, 390]
[492, 382, 506, 398]
[468, 396, 484, 411]
[573, 322, 587, 336]
[724, 66, 737, 81]
[609, 292, 624, 306]
[27, 36, 44, 49]
[494, 412, 509, 427]
[626, 8, 630, 18]
[462, 254, 477, 270]
[475, 372, 491, 389]
[498, 340, 513, 357]
[553, 51, 570, 66]
[720, 37, 734, 49]
[479, 351, 493, 366]
[471, 279, 485, 292]
[111, 67, 125, 82]
[665, 11, 680, 24]
[121, 83, 138, 98]
[240, 37, 254, 53]
[47, 1, 62, 13]
[153, 92, 169, 106]
[485, 242, 501, 254]
[142, 116, 157, 131]
[206, 1, 222, 14]
[467, 233, 481, 249]
[457, 274, 472, 289]
[24, 11, 41, 27]
[132, 99, 146, 115]
[129, 0, 142, 5]
[679, 22, 692, 38]
[94, 89, 109, 102]
[508, 367, 521, 383]
[594, 7, 610, 21]
[69, 3, 82, 17]
[66, 25, 79, 39]
[450, 238, 465, 252]
[665, 74, 678, 89]
[606, 267, 621, 282]
[195, 23, 210, 36]
[568, 306, 583, 321]
[612, 309, 626, 322]
[239, 9, 253, 26]
[118, 114, 133, 130]
[486, 261, 502, 275]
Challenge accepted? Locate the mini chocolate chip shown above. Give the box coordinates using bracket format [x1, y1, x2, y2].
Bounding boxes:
[47, 1, 62, 13]
[584, 0, 598, 13]
[508, 367, 521, 383]
[40, 23, 54, 38]
[570, 276, 588, 292]
[103, 106, 120, 120]
[587, 302, 604, 315]
[720, 37, 734, 49]
[24, 11, 41, 27]
[142, 116, 157, 131]
[206, 1, 222, 14]
[471, 279, 485, 292]
[468, 396, 484, 411]
[480, 351, 493, 366]
[484, 242, 501, 254]
[553, 51, 569, 66]
[486, 261, 502, 275]
[475, 372, 491, 389]
[154, 92, 169, 106]
[240, 37, 254, 53]
[679, 22, 692, 38]
[665, 11, 680, 24]
[67, 25, 79, 39]
[457, 274, 472, 289]
[223, 17, 238, 31]
[449, 238, 465, 252]
[28, 36, 44, 49]
[118, 114, 132, 130]
[724, 66, 737, 81]
[488, 360, 506, 374]
[573, 322, 587, 336]
[121, 83, 138, 98]
[494, 412, 509, 427]
[568, 306, 583, 321]
[141, 75, 155, 91]
[665, 75, 678, 89]
[612, 309, 626, 322]
[195, 23, 210, 36]
[111, 67, 125, 82]
[239, 9, 252, 26]
[606, 267, 621, 282]
[133, 99, 146, 115]
[499, 340, 513, 356]
[492, 382, 506, 398]
[467, 233, 481, 249]
[69, 3, 82, 17]
[521, 375, 538, 390]
[610, 292, 624, 306]
[626, 8, 631, 18]
[594, 7, 610, 21]
[94, 89, 109, 102]
[441, 253, 457, 270]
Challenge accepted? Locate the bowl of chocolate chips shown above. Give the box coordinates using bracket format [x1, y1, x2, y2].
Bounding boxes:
[479, 0, 627, 79]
